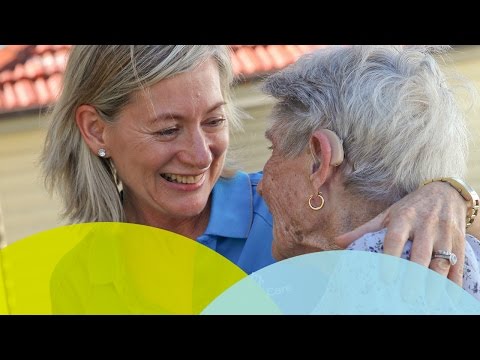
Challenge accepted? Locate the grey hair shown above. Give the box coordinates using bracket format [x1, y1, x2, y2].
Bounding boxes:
[262, 45, 472, 202]
[41, 45, 242, 223]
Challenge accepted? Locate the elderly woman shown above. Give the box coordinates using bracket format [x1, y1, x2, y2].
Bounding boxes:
[257, 45, 480, 299]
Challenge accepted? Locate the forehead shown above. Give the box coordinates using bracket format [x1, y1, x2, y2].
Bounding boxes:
[125, 59, 224, 118]
[146, 59, 221, 98]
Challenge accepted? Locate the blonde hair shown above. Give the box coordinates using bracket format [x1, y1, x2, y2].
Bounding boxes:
[41, 45, 241, 223]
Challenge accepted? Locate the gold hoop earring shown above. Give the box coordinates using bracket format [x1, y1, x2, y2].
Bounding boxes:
[308, 192, 325, 211]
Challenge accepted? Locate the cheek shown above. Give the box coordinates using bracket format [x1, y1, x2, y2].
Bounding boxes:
[263, 159, 282, 189]
[262, 170, 285, 210]
[204, 129, 229, 159]
[106, 128, 141, 163]
[264, 162, 306, 215]
[263, 156, 274, 176]
[214, 131, 229, 155]
[260, 164, 274, 194]
[114, 141, 171, 179]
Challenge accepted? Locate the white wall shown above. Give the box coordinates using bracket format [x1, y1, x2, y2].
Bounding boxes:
[0, 114, 64, 244]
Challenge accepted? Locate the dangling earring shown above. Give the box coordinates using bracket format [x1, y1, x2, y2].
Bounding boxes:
[308, 192, 325, 210]
[98, 148, 106, 158]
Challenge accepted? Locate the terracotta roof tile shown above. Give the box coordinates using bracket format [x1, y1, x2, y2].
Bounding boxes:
[1, 83, 17, 109]
[0, 45, 30, 70]
[33, 77, 51, 105]
[235, 46, 259, 75]
[0, 69, 13, 83]
[0, 45, 327, 114]
[253, 46, 274, 72]
[15, 79, 37, 108]
[41, 52, 58, 76]
[24, 56, 44, 79]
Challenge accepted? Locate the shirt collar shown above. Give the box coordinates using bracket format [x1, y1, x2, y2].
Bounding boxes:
[203, 171, 252, 239]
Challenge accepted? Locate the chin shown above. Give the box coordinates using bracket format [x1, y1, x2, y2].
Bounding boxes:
[175, 204, 205, 218]
[178, 198, 209, 216]
[271, 244, 284, 261]
[272, 231, 288, 261]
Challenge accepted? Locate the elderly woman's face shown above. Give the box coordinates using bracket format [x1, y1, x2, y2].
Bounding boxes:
[104, 59, 229, 221]
[257, 128, 316, 260]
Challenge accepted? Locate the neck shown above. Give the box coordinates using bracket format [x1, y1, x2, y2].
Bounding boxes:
[303, 183, 391, 250]
[122, 195, 211, 240]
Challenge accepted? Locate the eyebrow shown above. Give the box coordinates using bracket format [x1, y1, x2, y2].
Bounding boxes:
[148, 101, 227, 124]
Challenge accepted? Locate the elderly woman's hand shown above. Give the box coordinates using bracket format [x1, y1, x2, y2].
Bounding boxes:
[335, 181, 468, 286]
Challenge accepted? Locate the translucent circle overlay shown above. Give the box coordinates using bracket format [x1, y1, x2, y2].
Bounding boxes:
[0, 223, 246, 314]
[202, 250, 480, 314]
[2, 225, 479, 314]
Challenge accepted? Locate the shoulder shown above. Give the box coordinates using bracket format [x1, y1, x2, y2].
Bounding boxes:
[51, 232, 116, 294]
[217, 170, 264, 195]
[346, 229, 387, 253]
[347, 229, 415, 258]
[50, 237, 93, 313]
[466, 234, 480, 264]
[214, 171, 271, 226]
[222, 171, 271, 224]
[51, 236, 90, 282]
[462, 235, 480, 300]
[466, 234, 480, 249]
[219, 170, 264, 187]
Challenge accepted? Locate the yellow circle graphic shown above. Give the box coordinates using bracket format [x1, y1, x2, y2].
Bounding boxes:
[0, 223, 246, 314]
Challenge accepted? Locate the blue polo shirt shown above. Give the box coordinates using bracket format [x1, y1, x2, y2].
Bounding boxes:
[196, 171, 275, 274]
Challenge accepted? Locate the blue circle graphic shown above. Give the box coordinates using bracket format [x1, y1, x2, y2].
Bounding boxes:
[202, 250, 480, 314]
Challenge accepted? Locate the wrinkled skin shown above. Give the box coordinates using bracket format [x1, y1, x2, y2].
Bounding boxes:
[336, 181, 476, 286]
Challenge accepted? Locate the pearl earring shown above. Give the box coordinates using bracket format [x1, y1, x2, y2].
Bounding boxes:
[98, 148, 106, 158]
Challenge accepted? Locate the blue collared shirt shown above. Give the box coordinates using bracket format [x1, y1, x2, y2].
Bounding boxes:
[197, 171, 275, 274]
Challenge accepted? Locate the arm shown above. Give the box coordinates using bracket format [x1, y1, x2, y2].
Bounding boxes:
[335, 181, 474, 286]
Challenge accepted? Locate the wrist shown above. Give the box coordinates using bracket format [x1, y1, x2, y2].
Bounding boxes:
[421, 177, 479, 228]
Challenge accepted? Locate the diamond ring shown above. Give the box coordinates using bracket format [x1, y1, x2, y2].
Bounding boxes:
[431, 250, 457, 266]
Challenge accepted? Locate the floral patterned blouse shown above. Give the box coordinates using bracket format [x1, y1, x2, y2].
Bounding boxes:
[346, 229, 480, 301]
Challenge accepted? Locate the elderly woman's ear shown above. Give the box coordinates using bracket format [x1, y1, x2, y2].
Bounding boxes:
[309, 129, 344, 188]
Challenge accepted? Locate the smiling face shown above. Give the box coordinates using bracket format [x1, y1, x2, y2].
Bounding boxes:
[257, 128, 319, 260]
[103, 59, 229, 231]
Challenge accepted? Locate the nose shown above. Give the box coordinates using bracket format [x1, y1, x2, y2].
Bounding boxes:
[181, 128, 212, 170]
